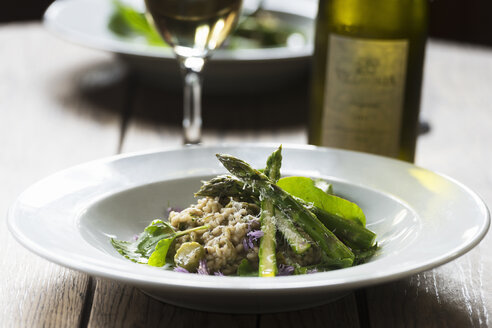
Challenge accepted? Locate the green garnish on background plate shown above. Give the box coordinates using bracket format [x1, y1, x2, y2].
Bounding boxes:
[108, 0, 306, 49]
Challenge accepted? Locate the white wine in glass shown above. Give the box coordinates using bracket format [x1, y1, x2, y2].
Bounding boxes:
[144, 0, 243, 144]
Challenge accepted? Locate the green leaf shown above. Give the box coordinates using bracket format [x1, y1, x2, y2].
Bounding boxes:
[237, 259, 258, 276]
[148, 237, 176, 267]
[277, 177, 366, 226]
[144, 219, 175, 235]
[110, 238, 148, 264]
[110, 219, 176, 264]
[136, 220, 176, 258]
[109, 0, 166, 46]
[108, 1, 306, 50]
[111, 220, 210, 268]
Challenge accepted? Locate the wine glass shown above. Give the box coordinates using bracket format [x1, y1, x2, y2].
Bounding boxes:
[144, 0, 243, 144]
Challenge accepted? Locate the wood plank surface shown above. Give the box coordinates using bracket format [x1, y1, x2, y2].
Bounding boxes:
[259, 294, 361, 328]
[0, 23, 124, 327]
[119, 77, 308, 151]
[366, 41, 492, 327]
[87, 279, 258, 328]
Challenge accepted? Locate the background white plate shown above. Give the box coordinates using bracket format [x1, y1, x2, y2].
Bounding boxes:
[43, 0, 317, 93]
[7, 145, 490, 313]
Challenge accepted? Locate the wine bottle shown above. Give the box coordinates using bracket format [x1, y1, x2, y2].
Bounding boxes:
[309, 0, 428, 162]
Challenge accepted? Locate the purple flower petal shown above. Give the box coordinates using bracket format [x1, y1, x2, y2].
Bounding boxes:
[173, 266, 189, 273]
[197, 259, 209, 275]
[244, 229, 263, 250]
[242, 238, 249, 251]
[214, 271, 224, 276]
[277, 264, 295, 276]
[307, 268, 318, 274]
[248, 238, 255, 249]
[247, 230, 264, 240]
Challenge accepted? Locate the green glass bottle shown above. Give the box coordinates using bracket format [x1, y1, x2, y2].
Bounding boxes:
[309, 0, 428, 162]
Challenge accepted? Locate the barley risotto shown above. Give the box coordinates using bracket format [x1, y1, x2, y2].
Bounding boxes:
[111, 146, 378, 276]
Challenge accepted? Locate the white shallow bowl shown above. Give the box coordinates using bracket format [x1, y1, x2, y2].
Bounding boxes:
[8, 144, 490, 313]
[43, 0, 316, 93]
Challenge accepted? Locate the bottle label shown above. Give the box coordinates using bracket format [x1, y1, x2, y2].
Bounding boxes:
[321, 34, 408, 157]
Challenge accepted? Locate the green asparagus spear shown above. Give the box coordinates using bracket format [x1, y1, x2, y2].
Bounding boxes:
[258, 200, 277, 277]
[195, 175, 256, 203]
[353, 244, 379, 265]
[216, 154, 355, 267]
[264, 146, 282, 182]
[196, 175, 374, 251]
[305, 205, 376, 250]
[258, 147, 281, 277]
[197, 172, 312, 254]
[275, 210, 311, 254]
[262, 148, 313, 254]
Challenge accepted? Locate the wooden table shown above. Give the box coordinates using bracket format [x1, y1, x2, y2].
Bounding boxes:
[1, 23, 491, 327]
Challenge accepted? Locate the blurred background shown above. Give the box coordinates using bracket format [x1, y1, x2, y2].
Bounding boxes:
[4, 0, 492, 46]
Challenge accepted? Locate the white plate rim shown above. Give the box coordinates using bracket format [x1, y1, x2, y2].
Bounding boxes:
[7, 143, 491, 293]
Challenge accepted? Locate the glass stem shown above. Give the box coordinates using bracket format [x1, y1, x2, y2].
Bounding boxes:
[180, 58, 205, 145]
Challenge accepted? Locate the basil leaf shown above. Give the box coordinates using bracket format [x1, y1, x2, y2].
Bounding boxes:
[148, 237, 176, 267]
[136, 220, 176, 258]
[111, 238, 148, 264]
[277, 176, 366, 226]
[110, 219, 176, 264]
[109, 0, 166, 46]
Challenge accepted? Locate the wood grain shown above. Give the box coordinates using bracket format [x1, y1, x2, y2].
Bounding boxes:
[0, 23, 124, 327]
[366, 41, 492, 328]
[259, 293, 361, 328]
[120, 77, 308, 152]
[87, 278, 258, 328]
